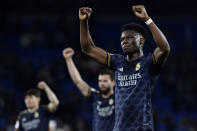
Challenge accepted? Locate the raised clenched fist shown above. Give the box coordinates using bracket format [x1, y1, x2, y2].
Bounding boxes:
[132, 5, 150, 21]
[79, 7, 92, 21]
[37, 81, 48, 90]
[63, 48, 75, 59]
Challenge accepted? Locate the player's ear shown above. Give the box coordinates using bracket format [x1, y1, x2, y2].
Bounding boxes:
[140, 37, 145, 46]
[37, 97, 41, 103]
[111, 80, 115, 88]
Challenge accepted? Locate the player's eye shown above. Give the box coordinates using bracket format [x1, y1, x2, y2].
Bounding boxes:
[127, 36, 134, 39]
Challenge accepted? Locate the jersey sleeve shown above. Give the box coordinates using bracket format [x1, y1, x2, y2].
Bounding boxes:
[40, 105, 51, 114]
[15, 113, 23, 131]
[87, 87, 99, 102]
[107, 53, 124, 71]
[146, 53, 162, 77]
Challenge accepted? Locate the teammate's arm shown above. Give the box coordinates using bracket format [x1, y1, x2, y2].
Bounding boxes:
[63, 48, 91, 97]
[37, 81, 59, 112]
[133, 5, 170, 66]
[79, 7, 107, 65]
[14, 116, 22, 131]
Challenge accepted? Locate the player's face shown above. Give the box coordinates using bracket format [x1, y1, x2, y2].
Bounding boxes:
[98, 74, 113, 95]
[25, 95, 40, 109]
[121, 30, 142, 55]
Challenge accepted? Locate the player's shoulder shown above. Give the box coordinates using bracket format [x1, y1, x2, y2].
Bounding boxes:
[108, 53, 125, 64]
[39, 105, 49, 111]
[89, 87, 100, 95]
[87, 87, 100, 98]
[19, 110, 28, 115]
[17, 109, 28, 119]
[109, 53, 125, 59]
[143, 53, 154, 63]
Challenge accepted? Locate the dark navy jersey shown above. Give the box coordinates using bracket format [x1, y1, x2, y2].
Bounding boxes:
[88, 88, 115, 131]
[107, 53, 161, 131]
[15, 106, 51, 131]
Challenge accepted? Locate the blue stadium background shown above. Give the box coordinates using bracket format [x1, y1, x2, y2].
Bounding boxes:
[0, 0, 197, 130]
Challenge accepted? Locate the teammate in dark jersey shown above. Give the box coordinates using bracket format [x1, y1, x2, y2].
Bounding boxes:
[79, 5, 170, 131]
[63, 48, 115, 131]
[15, 81, 59, 131]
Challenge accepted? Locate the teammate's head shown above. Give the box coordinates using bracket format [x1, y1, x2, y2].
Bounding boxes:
[120, 23, 148, 55]
[98, 69, 115, 95]
[24, 89, 41, 109]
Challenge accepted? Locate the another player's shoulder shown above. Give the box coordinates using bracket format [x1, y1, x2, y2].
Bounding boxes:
[19, 110, 28, 115]
[17, 110, 28, 119]
[87, 87, 100, 98]
[89, 87, 100, 95]
[39, 105, 50, 112]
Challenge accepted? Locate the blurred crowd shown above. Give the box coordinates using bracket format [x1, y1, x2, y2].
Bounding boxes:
[0, 0, 197, 131]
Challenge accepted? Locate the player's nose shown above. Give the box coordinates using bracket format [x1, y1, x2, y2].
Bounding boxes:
[122, 41, 128, 46]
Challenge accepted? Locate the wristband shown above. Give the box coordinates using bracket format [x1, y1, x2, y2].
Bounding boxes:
[145, 18, 153, 25]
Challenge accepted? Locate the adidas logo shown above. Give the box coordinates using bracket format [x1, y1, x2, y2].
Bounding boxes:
[22, 117, 26, 122]
[118, 67, 123, 72]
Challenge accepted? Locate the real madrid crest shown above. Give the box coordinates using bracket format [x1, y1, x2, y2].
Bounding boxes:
[109, 98, 114, 105]
[34, 112, 39, 118]
[135, 63, 141, 71]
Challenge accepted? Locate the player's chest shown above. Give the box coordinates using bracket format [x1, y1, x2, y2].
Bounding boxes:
[21, 112, 42, 130]
[95, 98, 115, 117]
[115, 61, 148, 88]
[116, 61, 144, 74]
[115, 62, 145, 80]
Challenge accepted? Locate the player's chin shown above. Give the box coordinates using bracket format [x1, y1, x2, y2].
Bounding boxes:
[26, 104, 33, 108]
[123, 48, 138, 55]
[100, 88, 107, 92]
[26, 105, 32, 109]
[123, 49, 133, 55]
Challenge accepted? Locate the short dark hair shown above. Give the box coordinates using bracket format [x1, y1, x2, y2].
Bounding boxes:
[98, 69, 114, 81]
[120, 23, 148, 39]
[25, 89, 41, 98]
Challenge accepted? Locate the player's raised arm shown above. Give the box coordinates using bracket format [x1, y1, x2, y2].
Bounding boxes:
[79, 7, 107, 65]
[133, 5, 170, 66]
[37, 81, 59, 112]
[63, 48, 91, 97]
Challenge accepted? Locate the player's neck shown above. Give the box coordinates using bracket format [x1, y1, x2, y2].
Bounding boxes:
[127, 51, 143, 62]
[28, 105, 39, 113]
[102, 89, 114, 98]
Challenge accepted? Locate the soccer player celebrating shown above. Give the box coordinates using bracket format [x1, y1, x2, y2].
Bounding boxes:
[15, 81, 59, 131]
[79, 5, 170, 131]
[63, 47, 115, 131]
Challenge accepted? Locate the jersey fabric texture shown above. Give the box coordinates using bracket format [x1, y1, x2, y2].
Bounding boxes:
[107, 53, 161, 131]
[88, 88, 115, 131]
[15, 106, 51, 131]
